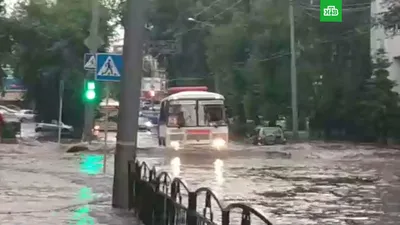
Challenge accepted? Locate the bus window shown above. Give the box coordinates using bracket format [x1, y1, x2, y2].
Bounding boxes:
[200, 104, 226, 126]
[167, 102, 196, 127]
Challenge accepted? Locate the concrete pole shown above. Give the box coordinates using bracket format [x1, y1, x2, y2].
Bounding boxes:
[289, 0, 299, 139]
[112, 0, 146, 208]
[57, 80, 64, 145]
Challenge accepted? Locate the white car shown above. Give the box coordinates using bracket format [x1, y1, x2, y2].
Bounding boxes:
[15, 110, 36, 122]
[35, 120, 74, 133]
[0, 105, 18, 114]
[0, 109, 19, 123]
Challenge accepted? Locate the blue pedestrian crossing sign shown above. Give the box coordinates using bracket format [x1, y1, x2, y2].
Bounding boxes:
[83, 53, 96, 70]
[95, 53, 123, 82]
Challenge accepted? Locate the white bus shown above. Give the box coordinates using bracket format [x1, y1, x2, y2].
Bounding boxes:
[158, 86, 228, 150]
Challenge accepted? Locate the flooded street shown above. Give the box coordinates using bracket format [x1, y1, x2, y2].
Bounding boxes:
[1, 128, 400, 224]
[140, 143, 400, 225]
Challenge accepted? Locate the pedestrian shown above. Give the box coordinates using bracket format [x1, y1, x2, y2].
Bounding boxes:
[0, 112, 5, 143]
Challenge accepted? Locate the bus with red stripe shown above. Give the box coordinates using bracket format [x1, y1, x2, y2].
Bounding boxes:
[158, 86, 228, 150]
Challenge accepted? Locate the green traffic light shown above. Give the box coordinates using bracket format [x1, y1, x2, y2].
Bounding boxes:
[85, 90, 96, 100]
[84, 81, 96, 101]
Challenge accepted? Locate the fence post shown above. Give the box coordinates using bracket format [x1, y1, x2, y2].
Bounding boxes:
[127, 161, 133, 209]
[168, 182, 177, 225]
[222, 210, 230, 225]
[187, 191, 197, 225]
[241, 208, 250, 225]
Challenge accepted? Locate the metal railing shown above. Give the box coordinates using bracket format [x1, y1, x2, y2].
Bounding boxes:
[127, 160, 274, 225]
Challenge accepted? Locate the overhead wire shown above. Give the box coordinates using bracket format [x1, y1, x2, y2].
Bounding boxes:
[175, 0, 243, 37]
[193, 0, 222, 18]
[174, 0, 384, 64]
[239, 20, 400, 64]
[177, 0, 372, 37]
[209, 0, 243, 21]
[236, 25, 373, 64]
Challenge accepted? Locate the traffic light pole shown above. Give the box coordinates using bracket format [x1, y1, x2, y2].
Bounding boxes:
[83, 0, 101, 143]
[112, 0, 146, 208]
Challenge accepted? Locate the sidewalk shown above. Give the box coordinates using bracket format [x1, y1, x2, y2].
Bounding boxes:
[0, 141, 141, 225]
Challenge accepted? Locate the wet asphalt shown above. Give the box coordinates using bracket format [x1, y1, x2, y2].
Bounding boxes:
[1, 123, 400, 225]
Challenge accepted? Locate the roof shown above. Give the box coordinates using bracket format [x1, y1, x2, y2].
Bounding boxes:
[168, 86, 208, 94]
[162, 91, 224, 102]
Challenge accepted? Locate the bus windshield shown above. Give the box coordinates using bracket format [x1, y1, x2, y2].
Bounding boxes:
[166, 99, 226, 127]
[167, 100, 196, 127]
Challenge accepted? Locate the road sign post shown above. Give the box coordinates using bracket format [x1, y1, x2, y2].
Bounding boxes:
[82, 0, 104, 143]
[103, 83, 110, 173]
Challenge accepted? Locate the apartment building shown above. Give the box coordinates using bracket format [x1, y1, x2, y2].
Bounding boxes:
[370, 0, 400, 92]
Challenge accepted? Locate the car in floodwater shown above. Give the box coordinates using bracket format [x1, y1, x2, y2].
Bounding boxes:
[251, 126, 286, 145]
[35, 120, 74, 133]
[92, 116, 153, 137]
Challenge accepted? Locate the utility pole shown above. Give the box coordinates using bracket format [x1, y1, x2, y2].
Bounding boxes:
[57, 79, 64, 145]
[83, 0, 103, 142]
[112, 0, 146, 209]
[289, 0, 299, 139]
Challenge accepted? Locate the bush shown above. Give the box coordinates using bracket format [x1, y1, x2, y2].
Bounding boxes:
[2, 122, 21, 139]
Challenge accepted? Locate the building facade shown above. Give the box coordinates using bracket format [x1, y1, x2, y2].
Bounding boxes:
[370, 0, 400, 92]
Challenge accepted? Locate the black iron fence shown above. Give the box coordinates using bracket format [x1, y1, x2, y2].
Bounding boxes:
[127, 160, 273, 225]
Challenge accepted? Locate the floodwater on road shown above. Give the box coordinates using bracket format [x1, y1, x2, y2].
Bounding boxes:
[2, 128, 400, 225]
[135, 143, 400, 225]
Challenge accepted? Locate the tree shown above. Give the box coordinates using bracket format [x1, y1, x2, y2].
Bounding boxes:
[380, 0, 400, 35]
[354, 48, 400, 143]
[145, 0, 394, 142]
[0, 0, 13, 85]
[7, 0, 113, 131]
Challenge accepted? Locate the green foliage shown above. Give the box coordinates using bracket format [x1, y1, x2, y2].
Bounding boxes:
[0, 0, 397, 142]
[354, 49, 400, 142]
[379, 0, 400, 35]
[146, 0, 400, 142]
[2, 0, 114, 128]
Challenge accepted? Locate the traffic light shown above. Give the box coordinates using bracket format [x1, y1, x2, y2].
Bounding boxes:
[84, 80, 96, 102]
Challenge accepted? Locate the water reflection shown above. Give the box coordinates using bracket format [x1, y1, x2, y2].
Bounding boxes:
[170, 157, 181, 177]
[80, 154, 104, 175]
[214, 159, 224, 185]
[74, 155, 102, 224]
[71, 187, 95, 224]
